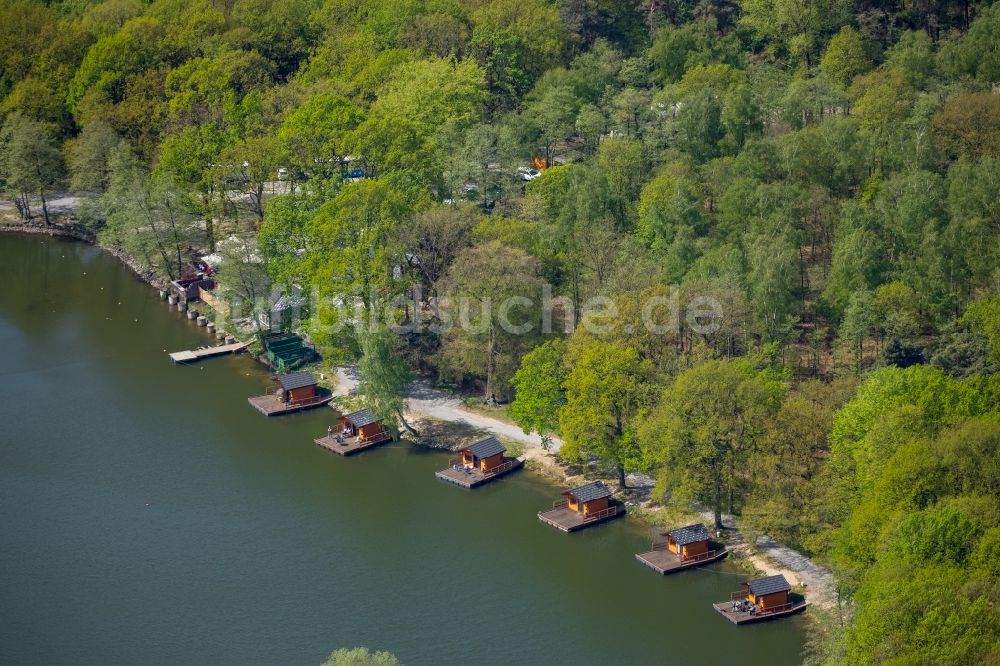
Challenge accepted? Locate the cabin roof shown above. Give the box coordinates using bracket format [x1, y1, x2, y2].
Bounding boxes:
[275, 371, 316, 391]
[665, 523, 712, 546]
[565, 480, 613, 503]
[342, 408, 380, 428]
[747, 575, 791, 596]
[463, 436, 505, 459]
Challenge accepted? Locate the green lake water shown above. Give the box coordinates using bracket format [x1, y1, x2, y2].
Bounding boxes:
[0, 233, 807, 665]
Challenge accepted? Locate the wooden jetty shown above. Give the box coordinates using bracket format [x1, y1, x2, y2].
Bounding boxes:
[435, 437, 524, 488]
[635, 523, 728, 575]
[248, 372, 332, 416]
[314, 408, 392, 456]
[168, 340, 249, 363]
[713, 575, 807, 625]
[537, 481, 625, 532]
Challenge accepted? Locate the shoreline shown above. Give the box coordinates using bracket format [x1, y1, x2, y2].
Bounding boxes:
[3, 216, 836, 617]
[0, 220, 168, 290]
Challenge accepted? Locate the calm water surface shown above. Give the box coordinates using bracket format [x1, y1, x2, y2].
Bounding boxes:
[0, 234, 807, 665]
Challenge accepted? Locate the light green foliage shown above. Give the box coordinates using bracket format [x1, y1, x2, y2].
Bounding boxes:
[164, 50, 273, 127]
[436, 241, 543, 399]
[575, 104, 605, 153]
[357, 324, 415, 433]
[640, 358, 785, 527]
[0, 113, 65, 224]
[649, 19, 742, 85]
[931, 91, 1000, 161]
[885, 30, 936, 88]
[0, 1, 57, 97]
[66, 121, 122, 193]
[509, 338, 567, 444]
[739, 0, 851, 65]
[829, 412, 1000, 665]
[67, 16, 167, 114]
[561, 338, 655, 489]
[823, 366, 1000, 546]
[745, 378, 857, 553]
[872, 280, 921, 341]
[371, 56, 486, 132]
[306, 179, 409, 310]
[101, 143, 198, 279]
[597, 136, 643, 227]
[637, 162, 704, 251]
[525, 84, 578, 163]
[278, 93, 363, 176]
[819, 26, 870, 88]
[322, 647, 402, 666]
[937, 2, 1000, 84]
[213, 234, 272, 338]
[962, 298, 1000, 365]
[470, 0, 567, 80]
[676, 88, 723, 163]
[3, 3, 1000, 659]
[257, 192, 312, 285]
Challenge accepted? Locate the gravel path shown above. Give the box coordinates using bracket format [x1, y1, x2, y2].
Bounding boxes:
[334, 365, 838, 608]
[0, 194, 81, 216]
[332, 367, 560, 450]
[699, 510, 838, 608]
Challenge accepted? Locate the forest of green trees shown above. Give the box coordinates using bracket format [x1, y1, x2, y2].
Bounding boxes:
[1, 0, 998, 662]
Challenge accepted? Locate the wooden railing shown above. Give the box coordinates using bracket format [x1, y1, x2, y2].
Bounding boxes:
[756, 602, 797, 615]
[727, 593, 797, 616]
[483, 458, 518, 477]
[286, 394, 330, 408]
[583, 504, 623, 522]
[552, 498, 569, 510]
[359, 431, 391, 444]
[680, 547, 723, 563]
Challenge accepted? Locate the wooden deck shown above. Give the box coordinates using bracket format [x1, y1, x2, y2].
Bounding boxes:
[635, 544, 728, 575]
[168, 341, 249, 363]
[537, 502, 625, 533]
[713, 598, 808, 625]
[314, 432, 393, 456]
[435, 457, 524, 488]
[248, 393, 332, 416]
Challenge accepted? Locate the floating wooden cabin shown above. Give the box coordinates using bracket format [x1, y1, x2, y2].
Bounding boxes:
[435, 436, 524, 488]
[248, 371, 332, 416]
[537, 481, 625, 532]
[314, 407, 392, 456]
[635, 523, 729, 575]
[713, 574, 807, 624]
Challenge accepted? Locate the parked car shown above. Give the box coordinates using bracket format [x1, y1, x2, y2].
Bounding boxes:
[517, 166, 541, 181]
